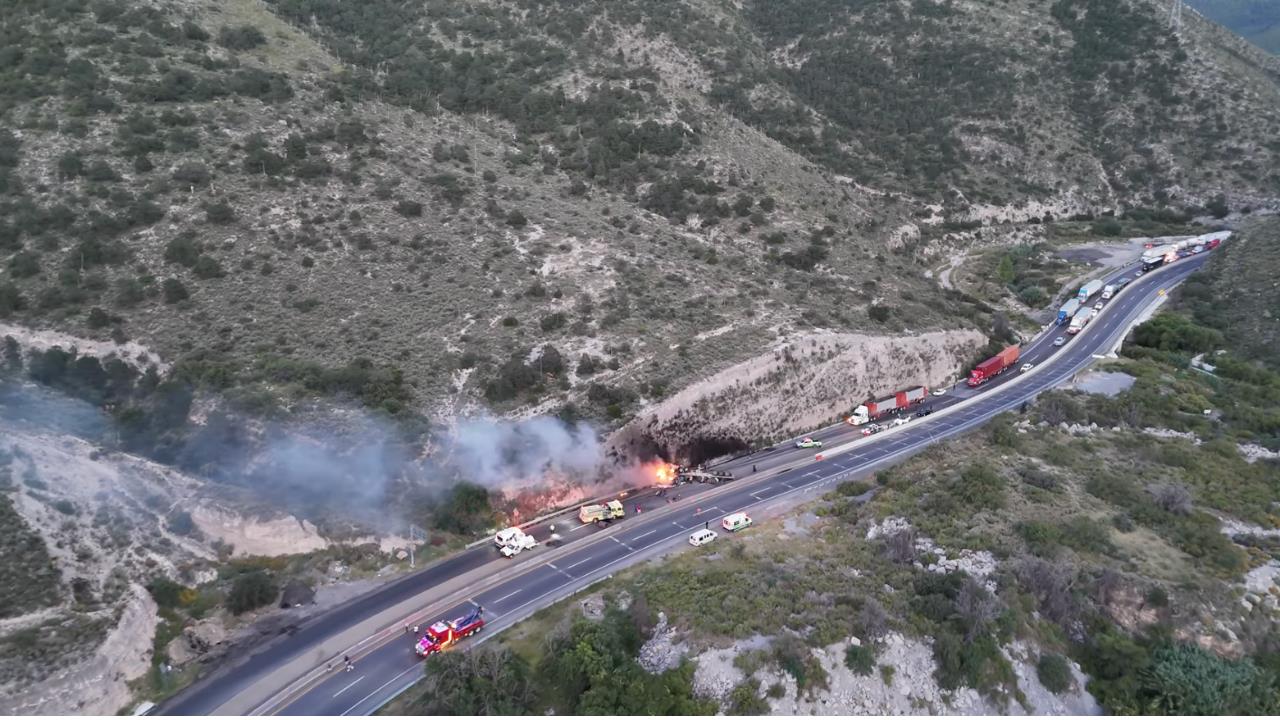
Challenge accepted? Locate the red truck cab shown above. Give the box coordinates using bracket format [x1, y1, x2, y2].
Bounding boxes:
[415, 607, 484, 657]
[967, 345, 1020, 387]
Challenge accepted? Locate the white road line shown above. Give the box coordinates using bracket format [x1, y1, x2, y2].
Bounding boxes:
[632, 529, 657, 541]
[333, 675, 365, 698]
[493, 588, 521, 604]
[565, 556, 593, 571]
[567, 523, 589, 533]
[342, 666, 416, 716]
[610, 536, 635, 551]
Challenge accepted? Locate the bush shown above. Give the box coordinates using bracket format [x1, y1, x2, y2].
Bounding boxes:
[394, 199, 423, 217]
[868, 305, 891, 322]
[226, 570, 277, 614]
[504, 209, 528, 227]
[844, 643, 876, 676]
[1091, 218, 1123, 236]
[1036, 653, 1072, 694]
[726, 679, 768, 715]
[0, 283, 25, 317]
[192, 256, 225, 279]
[540, 312, 567, 332]
[162, 278, 190, 303]
[954, 462, 1005, 509]
[218, 25, 266, 51]
[172, 162, 211, 187]
[167, 510, 196, 536]
[205, 201, 235, 224]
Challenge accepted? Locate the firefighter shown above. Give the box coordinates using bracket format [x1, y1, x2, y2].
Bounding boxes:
[344, 655, 353, 672]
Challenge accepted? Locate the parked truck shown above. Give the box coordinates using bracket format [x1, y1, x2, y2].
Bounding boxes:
[579, 500, 625, 525]
[967, 346, 1020, 387]
[1067, 307, 1095, 334]
[415, 606, 484, 657]
[845, 386, 928, 425]
[1056, 298, 1081, 325]
[1101, 284, 1116, 300]
[1077, 279, 1104, 302]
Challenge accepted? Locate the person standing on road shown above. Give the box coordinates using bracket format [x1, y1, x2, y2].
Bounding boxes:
[704, 520, 709, 530]
[344, 655, 353, 672]
[752, 464, 757, 473]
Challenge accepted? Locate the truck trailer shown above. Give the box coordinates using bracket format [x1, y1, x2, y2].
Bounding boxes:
[967, 346, 1020, 387]
[1077, 279, 1104, 302]
[579, 500, 625, 525]
[845, 386, 928, 425]
[1067, 307, 1095, 334]
[1056, 298, 1081, 324]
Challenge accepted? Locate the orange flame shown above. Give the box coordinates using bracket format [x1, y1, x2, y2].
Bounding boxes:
[653, 461, 677, 487]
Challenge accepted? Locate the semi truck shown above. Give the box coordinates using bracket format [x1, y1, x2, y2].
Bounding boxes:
[1101, 284, 1116, 300]
[967, 346, 1019, 387]
[1077, 279, 1103, 302]
[1056, 298, 1081, 324]
[579, 500, 625, 524]
[845, 386, 928, 425]
[415, 606, 484, 657]
[1067, 307, 1095, 334]
[1141, 231, 1231, 270]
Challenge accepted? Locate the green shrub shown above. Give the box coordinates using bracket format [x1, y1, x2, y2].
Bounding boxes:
[1036, 653, 1072, 694]
[726, 679, 769, 715]
[162, 278, 189, 303]
[218, 25, 266, 50]
[954, 462, 1006, 509]
[844, 643, 876, 676]
[226, 570, 277, 614]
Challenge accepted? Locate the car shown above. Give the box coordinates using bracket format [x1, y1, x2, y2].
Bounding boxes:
[689, 528, 718, 546]
[1192, 245, 1204, 254]
[1020, 363, 1034, 372]
[931, 388, 947, 396]
[1135, 269, 1145, 277]
[1094, 301, 1104, 310]
[795, 437, 823, 449]
[914, 409, 932, 418]
[1053, 336, 1067, 347]
[891, 416, 911, 427]
[861, 424, 884, 436]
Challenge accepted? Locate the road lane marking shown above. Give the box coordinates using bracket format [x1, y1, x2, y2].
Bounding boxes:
[565, 556, 594, 571]
[632, 529, 656, 541]
[568, 523, 589, 533]
[333, 675, 365, 698]
[493, 588, 522, 604]
[610, 536, 635, 551]
[341, 666, 417, 716]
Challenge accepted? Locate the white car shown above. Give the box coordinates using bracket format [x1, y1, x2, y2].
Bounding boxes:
[795, 437, 823, 449]
[1094, 301, 1104, 310]
[891, 416, 911, 427]
[1020, 363, 1034, 372]
[689, 528, 718, 546]
[861, 424, 885, 436]
[1053, 336, 1067, 347]
[931, 388, 947, 396]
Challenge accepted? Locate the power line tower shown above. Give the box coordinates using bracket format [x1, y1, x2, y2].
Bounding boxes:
[1168, 0, 1183, 32]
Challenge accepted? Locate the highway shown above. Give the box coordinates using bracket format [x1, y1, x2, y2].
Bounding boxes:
[159, 252, 1208, 716]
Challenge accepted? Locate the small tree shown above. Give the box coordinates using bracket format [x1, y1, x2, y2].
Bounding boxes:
[162, 278, 189, 304]
[227, 570, 277, 614]
[1037, 653, 1072, 694]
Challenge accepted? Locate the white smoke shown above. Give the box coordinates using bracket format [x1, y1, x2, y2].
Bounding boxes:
[443, 415, 606, 492]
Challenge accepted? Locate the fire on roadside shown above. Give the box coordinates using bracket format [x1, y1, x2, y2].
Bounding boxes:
[652, 461, 677, 487]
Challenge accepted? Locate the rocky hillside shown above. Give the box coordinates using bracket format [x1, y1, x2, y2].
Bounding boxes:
[1180, 214, 1280, 367]
[0, 0, 1278, 431]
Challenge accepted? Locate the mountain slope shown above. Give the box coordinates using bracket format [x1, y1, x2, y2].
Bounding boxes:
[0, 0, 1278, 427]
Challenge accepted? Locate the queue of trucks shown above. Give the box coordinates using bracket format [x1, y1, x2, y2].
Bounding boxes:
[1140, 230, 1229, 271]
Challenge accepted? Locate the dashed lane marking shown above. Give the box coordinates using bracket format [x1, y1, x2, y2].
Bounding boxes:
[565, 556, 594, 571]
[333, 675, 365, 698]
[610, 536, 635, 551]
[493, 588, 522, 604]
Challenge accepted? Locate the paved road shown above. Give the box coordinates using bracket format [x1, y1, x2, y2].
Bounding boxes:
[159, 253, 1206, 716]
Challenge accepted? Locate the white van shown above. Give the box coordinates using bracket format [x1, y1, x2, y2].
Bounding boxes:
[721, 512, 753, 532]
[688, 528, 718, 546]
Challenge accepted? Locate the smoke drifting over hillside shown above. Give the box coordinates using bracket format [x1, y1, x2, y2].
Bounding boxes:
[444, 415, 605, 491]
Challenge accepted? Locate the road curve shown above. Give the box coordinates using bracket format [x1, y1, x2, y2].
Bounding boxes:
[159, 254, 1208, 716]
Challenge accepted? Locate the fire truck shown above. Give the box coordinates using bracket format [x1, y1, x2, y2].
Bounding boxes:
[415, 606, 485, 657]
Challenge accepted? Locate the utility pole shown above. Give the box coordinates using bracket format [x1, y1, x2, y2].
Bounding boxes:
[407, 523, 427, 568]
